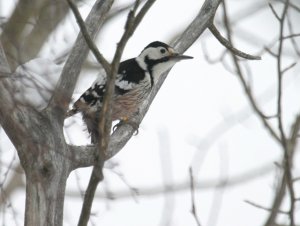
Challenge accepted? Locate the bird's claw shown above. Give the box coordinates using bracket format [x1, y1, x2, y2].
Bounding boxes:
[113, 120, 139, 135]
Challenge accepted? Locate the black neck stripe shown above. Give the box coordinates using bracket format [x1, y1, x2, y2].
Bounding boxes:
[145, 56, 170, 87]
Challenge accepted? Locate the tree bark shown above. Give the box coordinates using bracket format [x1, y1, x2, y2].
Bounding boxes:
[24, 146, 71, 226]
[0, 0, 113, 225]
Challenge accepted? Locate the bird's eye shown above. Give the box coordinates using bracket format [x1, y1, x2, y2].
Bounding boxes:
[160, 48, 166, 54]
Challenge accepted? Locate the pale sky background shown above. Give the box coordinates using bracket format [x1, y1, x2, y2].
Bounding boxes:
[0, 0, 300, 226]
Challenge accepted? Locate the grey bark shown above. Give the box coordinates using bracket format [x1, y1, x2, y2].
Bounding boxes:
[0, 0, 113, 225]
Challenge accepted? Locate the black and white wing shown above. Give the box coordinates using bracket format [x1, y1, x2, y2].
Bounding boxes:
[66, 73, 107, 117]
[66, 58, 150, 143]
[114, 58, 148, 95]
[67, 58, 148, 117]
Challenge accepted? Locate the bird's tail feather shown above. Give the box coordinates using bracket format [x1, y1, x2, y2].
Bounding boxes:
[65, 108, 78, 118]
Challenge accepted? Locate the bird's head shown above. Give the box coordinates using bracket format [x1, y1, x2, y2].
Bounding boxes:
[136, 41, 193, 78]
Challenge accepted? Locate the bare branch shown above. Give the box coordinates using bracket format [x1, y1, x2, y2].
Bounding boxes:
[209, 24, 261, 60]
[275, 0, 300, 13]
[69, 145, 96, 169]
[221, 0, 281, 143]
[47, 0, 114, 120]
[282, 33, 300, 40]
[281, 62, 297, 74]
[276, 0, 289, 144]
[264, 46, 279, 57]
[274, 1, 296, 224]
[264, 173, 287, 226]
[245, 200, 289, 214]
[66, 0, 111, 74]
[269, 3, 281, 21]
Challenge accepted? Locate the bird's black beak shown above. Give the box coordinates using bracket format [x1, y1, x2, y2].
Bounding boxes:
[168, 48, 193, 60]
[170, 54, 194, 60]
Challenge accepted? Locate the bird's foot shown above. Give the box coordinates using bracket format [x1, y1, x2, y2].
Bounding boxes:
[113, 119, 139, 135]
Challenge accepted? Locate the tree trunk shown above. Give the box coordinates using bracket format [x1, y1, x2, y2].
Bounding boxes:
[0, 104, 72, 226]
[24, 164, 70, 226]
[19, 110, 73, 226]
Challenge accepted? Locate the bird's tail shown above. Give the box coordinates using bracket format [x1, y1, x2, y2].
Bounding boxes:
[82, 112, 100, 144]
[65, 108, 79, 118]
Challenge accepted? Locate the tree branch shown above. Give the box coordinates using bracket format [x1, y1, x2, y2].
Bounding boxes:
[268, 3, 281, 21]
[275, 1, 296, 225]
[220, 1, 297, 225]
[66, 0, 111, 74]
[0, 42, 29, 150]
[209, 24, 261, 60]
[47, 0, 113, 121]
[221, 0, 281, 143]
[245, 200, 289, 214]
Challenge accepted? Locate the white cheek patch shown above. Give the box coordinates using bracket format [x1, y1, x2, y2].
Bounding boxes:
[148, 49, 162, 60]
[152, 60, 177, 78]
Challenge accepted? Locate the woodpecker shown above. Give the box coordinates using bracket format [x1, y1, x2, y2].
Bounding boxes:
[67, 41, 193, 143]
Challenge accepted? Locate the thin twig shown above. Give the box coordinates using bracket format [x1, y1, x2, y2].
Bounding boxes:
[189, 168, 201, 226]
[281, 62, 296, 75]
[209, 24, 261, 60]
[282, 33, 300, 40]
[66, 0, 111, 74]
[268, 3, 281, 21]
[263, 114, 279, 119]
[264, 172, 287, 226]
[275, 0, 300, 13]
[276, 0, 288, 144]
[275, 1, 296, 225]
[264, 46, 278, 57]
[245, 200, 289, 214]
[223, 1, 295, 226]
[221, 0, 280, 143]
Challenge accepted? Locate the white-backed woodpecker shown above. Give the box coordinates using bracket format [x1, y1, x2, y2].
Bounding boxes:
[67, 41, 193, 143]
